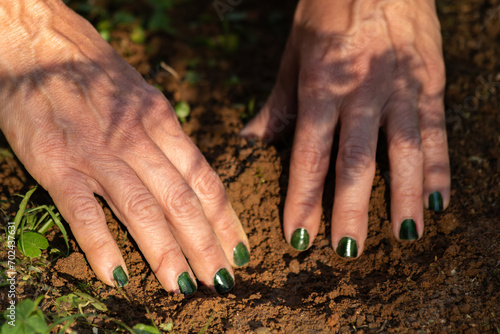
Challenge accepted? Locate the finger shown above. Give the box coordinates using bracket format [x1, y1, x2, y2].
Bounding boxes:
[154, 132, 250, 268]
[240, 38, 298, 142]
[419, 80, 449, 212]
[92, 160, 199, 294]
[283, 66, 338, 251]
[114, 140, 235, 294]
[411, 22, 450, 211]
[385, 90, 424, 241]
[44, 169, 128, 287]
[332, 103, 380, 258]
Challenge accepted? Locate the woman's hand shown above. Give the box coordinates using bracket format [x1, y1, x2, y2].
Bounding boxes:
[0, 0, 249, 294]
[242, 0, 450, 256]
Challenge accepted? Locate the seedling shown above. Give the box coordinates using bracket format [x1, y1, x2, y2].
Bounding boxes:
[12, 186, 69, 258]
[174, 101, 191, 123]
[55, 292, 108, 318]
[1, 297, 48, 334]
[159, 62, 193, 123]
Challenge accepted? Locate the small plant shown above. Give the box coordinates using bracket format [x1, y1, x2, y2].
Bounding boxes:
[73, 0, 177, 44]
[1, 297, 48, 334]
[12, 187, 69, 258]
[55, 292, 108, 318]
[160, 62, 193, 123]
[174, 101, 191, 123]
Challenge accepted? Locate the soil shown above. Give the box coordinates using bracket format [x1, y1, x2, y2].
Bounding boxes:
[1, 0, 499, 333]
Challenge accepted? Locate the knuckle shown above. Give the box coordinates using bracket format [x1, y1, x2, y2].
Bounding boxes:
[337, 137, 374, 179]
[153, 245, 184, 275]
[193, 166, 226, 204]
[424, 161, 449, 178]
[292, 142, 329, 176]
[192, 234, 222, 260]
[164, 182, 201, 220]
[299, 66, 331, 100]
[70, 196, 103, 224]
[215, 216, 236, 237]
[422, 127, 447, 150]
[340, 203, 365, 222]
[86, 235, 116, 255]
[389, 127, 423, 153]
[124, 189, 163, 222]
[389, 128, 424, 174]
[397, 186, 422, 201]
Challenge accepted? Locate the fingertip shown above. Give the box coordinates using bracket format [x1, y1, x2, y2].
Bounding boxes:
[213, 267, 235, 294]
[397, 219, 420, 241]
[290, 228, 310, 251]
[232, 241, 251, 267]
[334, 236, 360, 259]
[112, 265, 130, 288]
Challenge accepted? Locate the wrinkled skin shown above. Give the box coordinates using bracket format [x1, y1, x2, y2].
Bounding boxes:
[0, 0, 249, 292]
[0, 0, 449, 294]
[242, 0, 450, 255]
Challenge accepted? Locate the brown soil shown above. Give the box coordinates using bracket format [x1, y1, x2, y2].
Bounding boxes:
[1, 0, 499, 333]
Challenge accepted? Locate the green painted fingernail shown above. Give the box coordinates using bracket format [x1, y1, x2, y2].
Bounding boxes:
[214, 268, 234, 294]
[336, 237, 358, 258]
[399, 219, 418, 241]
[428, 191, 443, 211]
[178, 272, 197, 295]
[113, 266, 128, 287]
[291, 228, 309, 251]
[233, 242, 250, 267]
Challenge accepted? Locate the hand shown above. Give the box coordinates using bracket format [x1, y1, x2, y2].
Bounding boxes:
[241, 0, 450, 256]
[0, 0, 249, 294]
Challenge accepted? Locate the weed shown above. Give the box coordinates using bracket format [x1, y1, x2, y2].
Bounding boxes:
[159, 62, 193, 123]
[255, 167, 266, 184]
[72, 0, 177, 44]
[174, 101, 191, 124]
[198, 311, 215, 334]
[12, 187, 69, 258]
[1, 296, 48, 334]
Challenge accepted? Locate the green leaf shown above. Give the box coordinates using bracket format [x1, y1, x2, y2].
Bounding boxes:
[130, 25, 146, 44]
[174, 101, 191, 123]
[24, 312, 48, 333]
[2, 299, 48, 334]
[183, 71, 201, 84]
[15, 299, 36, 319]
[73, 291, 108, 312]
[132, 324, 161, 334]
[13, 187, 37, 237]
[112, 11, 136, 25]
[17, 232, 48, 258]
[159, 322, 173, 331]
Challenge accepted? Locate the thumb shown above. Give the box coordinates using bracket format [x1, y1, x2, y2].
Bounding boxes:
[240, 41, 299, 143]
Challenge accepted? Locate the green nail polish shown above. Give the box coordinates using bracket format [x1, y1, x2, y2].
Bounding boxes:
[291, 228, 309, 251]
[336, 237, 358, 258]
[233, 242, 250, 267]
[399, 219, 418, 241]
[214, 268, 234, 294]
[178, 272, 197, 295]
[113, 266, 128, 287]
[428, 191, 443, 211]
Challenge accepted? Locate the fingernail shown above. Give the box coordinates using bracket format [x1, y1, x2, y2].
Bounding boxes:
[399, 219, 418, 241]
[336, 237, 358, 258]
[214, 268, 234, 294]
[178, 272, 197, 295]
[113, 266, 128, 287]
[428, 191, 443, 211]
[233, 242, 250, 267]
[290, 228, 309, 251]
